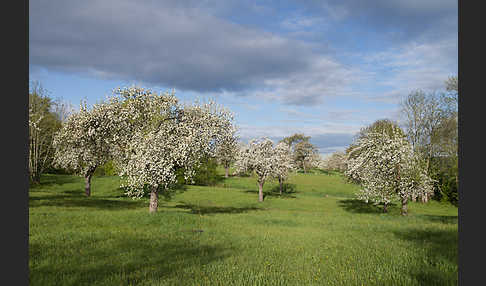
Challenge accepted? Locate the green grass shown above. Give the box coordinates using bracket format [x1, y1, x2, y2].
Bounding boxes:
[29, 170, 458, 285]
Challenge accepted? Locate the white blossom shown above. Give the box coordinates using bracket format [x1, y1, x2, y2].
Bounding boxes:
[345, 126, 434, 214]
[235, 138, 294, 200]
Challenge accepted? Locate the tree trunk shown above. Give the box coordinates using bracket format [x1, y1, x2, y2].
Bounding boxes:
[149, 186, 159, 213]
[303, 161, 306, 174]
[31, 172, 41, 185]
[84, 173, 93, 197]
[225, 166, 229, 178]
[279, 176, 283, 195]
[421, 193, 428, 203]
[400, 196, 409, 216]
[258, 180, 264, 202]
[412, 196, 416, 202]
[84, 166, 96, 197]
[383, 202, 388, 213]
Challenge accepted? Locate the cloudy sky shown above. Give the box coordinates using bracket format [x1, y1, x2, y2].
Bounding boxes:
[29, 0, 457, 157]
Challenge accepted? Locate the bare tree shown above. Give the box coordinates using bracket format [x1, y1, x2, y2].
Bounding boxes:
[29, 81, 62, 184]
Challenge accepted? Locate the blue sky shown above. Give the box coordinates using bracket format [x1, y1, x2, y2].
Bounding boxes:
[29, 0, 457, 157]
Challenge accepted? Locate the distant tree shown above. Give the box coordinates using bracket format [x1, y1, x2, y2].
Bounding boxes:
[321, 151, 347, 172]
[235, 138, 277, 202]
[445, 76, 458, 97]
[190, 155, 220, 186]
[29, 81, 63, 184]
[273, 142, 295, 195]
[345, 125, 434, 215]
[280, 133, 310, 149]
[400, 90, 429, 151]
[315, 155, 328, 170]
[215, 127, 239, 178]
[293, 140, 318, 173]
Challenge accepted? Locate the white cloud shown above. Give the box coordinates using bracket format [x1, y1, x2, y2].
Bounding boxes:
[361, 36, 457, 104]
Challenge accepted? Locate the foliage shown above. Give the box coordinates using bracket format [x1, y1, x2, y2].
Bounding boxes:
[189, 156, 220, 186]
[93, 160, 119, 177]
[293, 140, 319, 173]
[280, 133, 318, 172]
[280, 133, 310, 148]
[429, 156, 458, 206]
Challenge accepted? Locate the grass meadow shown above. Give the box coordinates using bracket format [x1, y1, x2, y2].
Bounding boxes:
[29, 168, 458, 285]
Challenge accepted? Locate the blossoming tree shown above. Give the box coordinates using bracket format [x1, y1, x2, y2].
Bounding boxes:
[53, 98, 124, 196]
[214, 127, 239, 178]
[116, 88, 235, 212]
[235, 138, 276, 202]
[345, 125, 434, 215]
[273, 142, 295, 195]
[235, 138, 293, 201]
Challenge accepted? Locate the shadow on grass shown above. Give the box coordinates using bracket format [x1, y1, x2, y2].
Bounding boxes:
[416, 214, 458, 225]
[393, 228, 458, 285]
[267, 183, 298, 198]
[29, 174, 81, 191]
[338, 199, 397, 214]
[189, 174, 226, 187]
[29, 236, 232, 285]
[172, 203, 262, 215]
[244, 183, 298, 199]
[29, 189, 143, 210]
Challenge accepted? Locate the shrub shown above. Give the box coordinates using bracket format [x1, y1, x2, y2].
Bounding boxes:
[189, 156, 220, 186]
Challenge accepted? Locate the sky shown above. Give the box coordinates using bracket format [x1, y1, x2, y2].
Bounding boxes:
[29, 0, 458, 158]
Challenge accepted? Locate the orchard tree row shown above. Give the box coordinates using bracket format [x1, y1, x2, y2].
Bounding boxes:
[52, 86, 237, 212]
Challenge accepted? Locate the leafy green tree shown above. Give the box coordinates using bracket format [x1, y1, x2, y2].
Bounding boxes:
[280, 133, 317, 173]
[280, 133, 310, 149]
[293, 140, 318, 173]
[191, 156, 220, 186]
